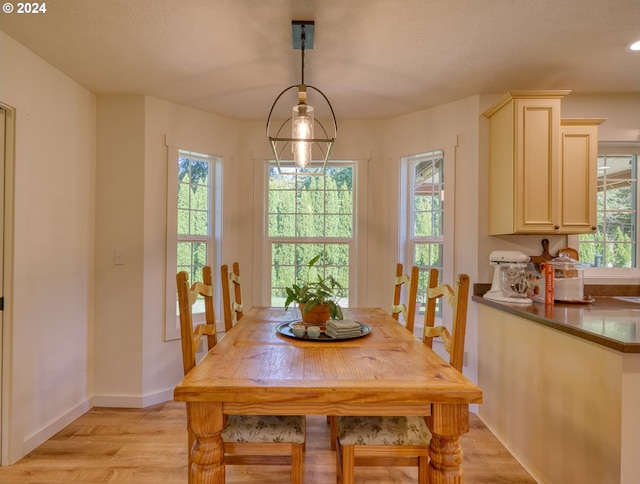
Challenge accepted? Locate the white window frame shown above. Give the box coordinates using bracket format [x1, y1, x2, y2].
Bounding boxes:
[399, 148, 455, 337]
[262, 160, 358, 307]
[165, 146, 222, 341]
[569, 142, 640, 284]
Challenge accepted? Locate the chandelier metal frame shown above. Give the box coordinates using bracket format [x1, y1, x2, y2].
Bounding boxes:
[266, 21, 337, 175]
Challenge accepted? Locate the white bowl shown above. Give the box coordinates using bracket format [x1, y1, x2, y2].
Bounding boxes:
[499, 268, 540, 298]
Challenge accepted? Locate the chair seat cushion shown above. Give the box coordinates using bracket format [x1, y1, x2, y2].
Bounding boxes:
[222, 415, 306, 444]
[337, 416, 431, 446]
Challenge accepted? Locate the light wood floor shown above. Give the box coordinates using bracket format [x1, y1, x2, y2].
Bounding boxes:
[0, 401, 535, 483]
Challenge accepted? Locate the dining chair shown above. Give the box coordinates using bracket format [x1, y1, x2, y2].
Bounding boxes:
[177, 266, 218, 376]
[176, 268, 306, 484]
[221, 261, 244, 332]
[391, 262, 420, 334]
[335, 270, 471, 484]
[328, 262, 421, 451]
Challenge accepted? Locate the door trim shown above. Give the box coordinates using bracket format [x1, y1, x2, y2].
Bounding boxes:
[0, 103, 16, 465]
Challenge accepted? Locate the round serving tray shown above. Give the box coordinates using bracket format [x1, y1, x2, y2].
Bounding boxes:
[276, 321, 372, 342]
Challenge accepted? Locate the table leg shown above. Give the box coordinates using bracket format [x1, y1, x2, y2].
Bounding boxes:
[187, 402, 225, 484]
[428, 403, 469, 483]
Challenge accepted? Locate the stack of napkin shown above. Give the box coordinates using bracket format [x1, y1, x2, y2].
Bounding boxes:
[325, 319, 362, 338]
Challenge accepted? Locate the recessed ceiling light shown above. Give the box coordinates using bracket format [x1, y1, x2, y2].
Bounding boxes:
[629, 40, 640, 51]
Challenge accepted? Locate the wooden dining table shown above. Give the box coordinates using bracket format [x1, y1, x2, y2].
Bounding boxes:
[174, 306, 483, 483]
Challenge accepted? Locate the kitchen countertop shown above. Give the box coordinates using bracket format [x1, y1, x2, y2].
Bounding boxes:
[473, 295, 640, 353]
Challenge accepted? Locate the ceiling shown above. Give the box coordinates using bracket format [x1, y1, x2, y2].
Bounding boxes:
[1, 0, 639, 121]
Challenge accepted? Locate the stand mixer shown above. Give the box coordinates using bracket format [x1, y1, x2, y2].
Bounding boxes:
[483, 250, 534, 304]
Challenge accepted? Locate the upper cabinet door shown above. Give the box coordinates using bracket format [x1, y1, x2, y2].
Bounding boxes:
[515, 97, 561, 233]
[558, 120, 605, 234]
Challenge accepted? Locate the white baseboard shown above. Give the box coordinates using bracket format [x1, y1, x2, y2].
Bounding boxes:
[23, 399, 91, 456]
[91, 388, 175, 408]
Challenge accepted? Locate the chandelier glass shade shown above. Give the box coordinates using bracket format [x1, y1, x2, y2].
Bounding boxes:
[266, 21, 337, 175]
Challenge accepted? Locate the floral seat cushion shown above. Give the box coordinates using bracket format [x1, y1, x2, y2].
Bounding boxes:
[337, 415, 431, 446]
[222, 415, 306, 444]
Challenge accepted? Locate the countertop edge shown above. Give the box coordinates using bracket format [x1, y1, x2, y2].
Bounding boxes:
[472, 295, 640, 354]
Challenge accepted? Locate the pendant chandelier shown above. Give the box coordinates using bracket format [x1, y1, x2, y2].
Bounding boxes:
[266, 21, 337, 175]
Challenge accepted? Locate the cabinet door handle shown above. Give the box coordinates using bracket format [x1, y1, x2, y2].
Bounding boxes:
[591, 226, 597, 231]
[554, 225, 560, 230]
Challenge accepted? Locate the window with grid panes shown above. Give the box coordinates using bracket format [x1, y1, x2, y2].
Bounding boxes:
[574, 153, 638, 268]
[165, 149, 219, 340]
[177, 151, 213, 288]
[266, 163, 355, 308]
[406, 150, 445, 325]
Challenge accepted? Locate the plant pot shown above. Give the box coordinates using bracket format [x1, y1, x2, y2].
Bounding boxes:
[299, 303, 330, 329]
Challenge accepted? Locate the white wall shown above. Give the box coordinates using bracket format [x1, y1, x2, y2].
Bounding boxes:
[93, 95, 243, 407]
[0, 31, 96, 463]
[563, 93, 640, 142]
[94, 95, 145, 405]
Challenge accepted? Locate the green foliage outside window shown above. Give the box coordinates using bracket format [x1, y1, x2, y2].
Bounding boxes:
[177, 156, 211, 284]
[578, 155, 637, 268]
[268, 165, 353, 306]
[411, 155, 444, 303]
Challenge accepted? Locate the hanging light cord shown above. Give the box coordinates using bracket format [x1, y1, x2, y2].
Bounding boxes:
[300, 25, 306, 86]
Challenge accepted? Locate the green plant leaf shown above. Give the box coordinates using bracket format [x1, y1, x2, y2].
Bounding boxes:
[284, 294, 296, 310]
[304, 300, 318, 313]
[308, 254, 321, 268]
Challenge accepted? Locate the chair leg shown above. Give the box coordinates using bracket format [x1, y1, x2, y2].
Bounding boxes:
[335, 440, 342, 484]
[329, 416, 338, 451]
[291, 442, 304, 484]
[339, 444, 355, 484]
[418, 454, 428, 484]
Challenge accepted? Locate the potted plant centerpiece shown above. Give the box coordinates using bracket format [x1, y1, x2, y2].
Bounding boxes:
[284, 255, 344, 327]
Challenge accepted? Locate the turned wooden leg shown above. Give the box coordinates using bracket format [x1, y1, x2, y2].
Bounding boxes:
[187, 402, 226, 484]
[428, 403, 469, 484]
[428, 433, 464, 483]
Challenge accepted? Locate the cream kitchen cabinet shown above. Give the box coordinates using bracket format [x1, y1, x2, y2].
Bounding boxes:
[483, 90, 603, 235]
[558, 118, 605, 233]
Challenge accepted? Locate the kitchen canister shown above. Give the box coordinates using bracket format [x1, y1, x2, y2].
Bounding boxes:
[550, 254, 588, 302]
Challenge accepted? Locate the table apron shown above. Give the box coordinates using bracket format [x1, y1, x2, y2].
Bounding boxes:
[174, 390, 483, 406]
[224, 402, 437, 416]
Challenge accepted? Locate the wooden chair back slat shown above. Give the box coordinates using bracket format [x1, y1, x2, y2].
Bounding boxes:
[423, 269, 470, 371]
[221, 262, 244, 332]
[391, 263, 419, 333]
